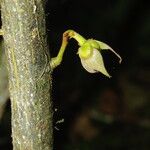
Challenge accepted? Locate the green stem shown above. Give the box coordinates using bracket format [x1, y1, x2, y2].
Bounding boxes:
[50, 31, 68, 69]
[50, 30, 86, 70]
[65, 29, 86, 46]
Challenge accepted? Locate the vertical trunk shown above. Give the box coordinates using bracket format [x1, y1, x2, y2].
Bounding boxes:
[1, 0, 53, 149]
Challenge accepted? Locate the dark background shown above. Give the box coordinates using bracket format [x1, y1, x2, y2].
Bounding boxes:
[0, 0, 150, 149]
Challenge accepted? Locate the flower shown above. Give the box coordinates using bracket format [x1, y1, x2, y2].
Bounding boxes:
[77, 39, 122, 78]
[50, 29, 122, 78]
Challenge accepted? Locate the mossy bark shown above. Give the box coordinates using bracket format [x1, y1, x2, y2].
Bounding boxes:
[1, 0, 53, 149]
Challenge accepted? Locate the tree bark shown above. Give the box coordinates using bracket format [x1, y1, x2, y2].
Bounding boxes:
[1, 0, 53, 149]
[0, 40, 9, 121]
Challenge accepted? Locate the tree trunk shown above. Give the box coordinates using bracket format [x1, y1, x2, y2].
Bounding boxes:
[1, 0, 53, 149]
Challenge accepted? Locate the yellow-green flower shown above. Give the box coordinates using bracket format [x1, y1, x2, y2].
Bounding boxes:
[77, 39, 122, 78]
[50, 30, 122, 78]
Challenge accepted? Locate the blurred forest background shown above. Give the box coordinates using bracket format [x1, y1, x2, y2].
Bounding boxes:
[0, 0, 150, 149]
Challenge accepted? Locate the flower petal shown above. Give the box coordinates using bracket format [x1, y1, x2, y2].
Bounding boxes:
[80, 49, 111, 78]
[95, 40, 122, 63]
